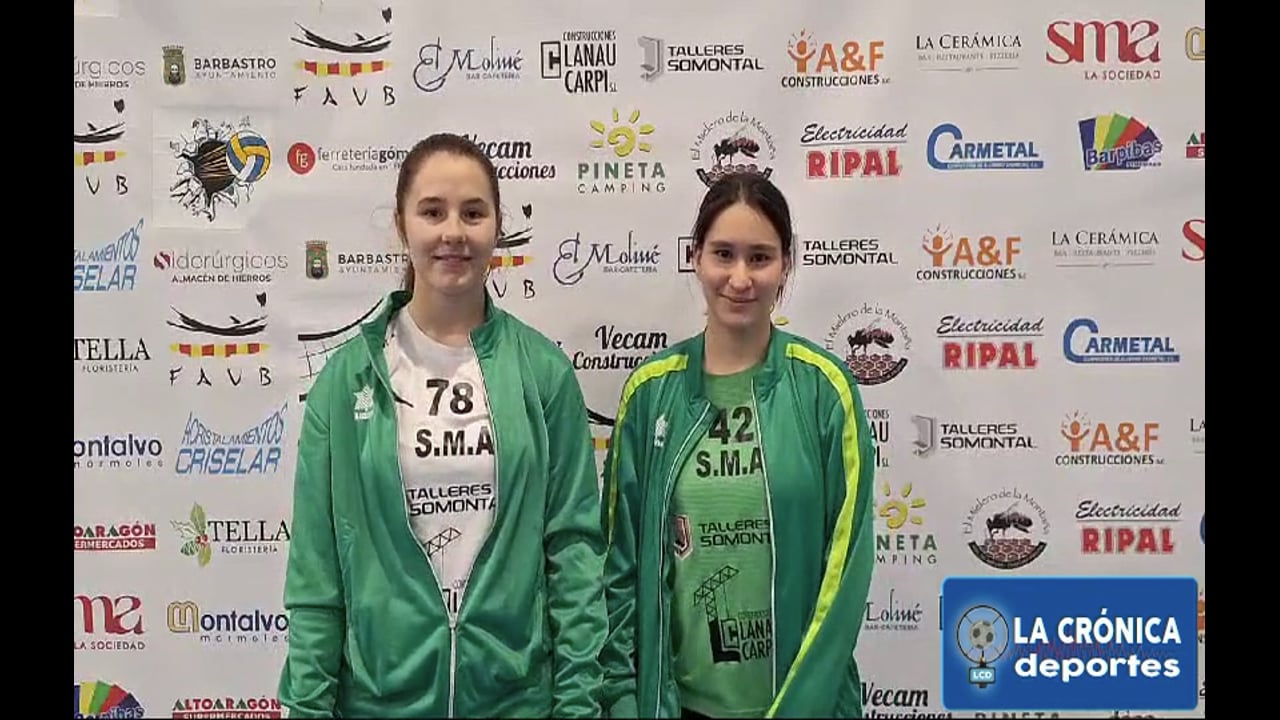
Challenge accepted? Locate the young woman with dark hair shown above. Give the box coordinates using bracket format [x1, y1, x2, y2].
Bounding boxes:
[599, 171, 877, 719]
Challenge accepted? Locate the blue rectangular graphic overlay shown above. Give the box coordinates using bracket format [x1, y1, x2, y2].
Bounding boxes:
[940, 576, 1199, 712]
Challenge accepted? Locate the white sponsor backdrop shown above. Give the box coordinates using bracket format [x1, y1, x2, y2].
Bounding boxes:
[74, 0, 1205, 717]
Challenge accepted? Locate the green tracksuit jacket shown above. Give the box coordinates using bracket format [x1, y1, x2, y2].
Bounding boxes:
[278, 290, 608, 718]
[599, 328, 877, 718]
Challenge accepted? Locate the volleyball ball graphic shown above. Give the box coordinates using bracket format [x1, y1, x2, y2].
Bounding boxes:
[226, 130, 271, 183]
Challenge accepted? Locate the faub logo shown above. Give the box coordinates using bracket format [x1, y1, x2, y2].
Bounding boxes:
[825, 304, 912, 386]
[587, 408, 615, 452]
[74, 96, 130, 197]
[169, 117, 271, 222]
[167, 292, 272, 389]
[782, 29, 888, 88]
[926, 123, 1043, 170]
[74, 681, 145, 718]
[1062, 317, 1179, 364]
[74, 218, 143, 293]
[580, 107, 666, 194]
[490, 202, 536, 299]
[1078, 113, 1162, 170]
[291, 6, 395, 108]
[962, 487, 1050, 570]
[690, 111, 776, 187]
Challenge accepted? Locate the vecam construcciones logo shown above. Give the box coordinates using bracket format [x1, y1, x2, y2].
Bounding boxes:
[74, 218, 143, 293]
[175, 404, 286, 476]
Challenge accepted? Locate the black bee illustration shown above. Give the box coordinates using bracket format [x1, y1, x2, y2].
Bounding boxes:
[987, 504, 1033, 538]
[847, 327, 894, 355]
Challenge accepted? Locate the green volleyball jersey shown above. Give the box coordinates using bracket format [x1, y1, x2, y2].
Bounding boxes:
[669, 364, 775, 718]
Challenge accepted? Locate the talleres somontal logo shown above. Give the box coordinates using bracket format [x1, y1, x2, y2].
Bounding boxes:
[940, 576, 1199, 712]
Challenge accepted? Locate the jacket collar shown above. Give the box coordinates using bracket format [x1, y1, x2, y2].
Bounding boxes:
[681, 324, 786, 406]
[360, 289, 506, 374]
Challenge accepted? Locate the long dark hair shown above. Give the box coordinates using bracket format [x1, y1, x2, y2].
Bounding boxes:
[690, 171, 796, 300]
[394, 133, 502, 293]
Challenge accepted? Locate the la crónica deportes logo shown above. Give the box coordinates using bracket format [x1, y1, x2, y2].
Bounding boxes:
[941, 576, 1199, 712]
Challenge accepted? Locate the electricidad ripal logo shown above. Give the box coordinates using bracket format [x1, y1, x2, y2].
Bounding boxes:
[174, 403, 286, 475]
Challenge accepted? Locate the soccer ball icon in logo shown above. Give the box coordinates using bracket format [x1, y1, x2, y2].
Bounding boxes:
[955, 604, 1010, 689]
[170, 117, 272, 222]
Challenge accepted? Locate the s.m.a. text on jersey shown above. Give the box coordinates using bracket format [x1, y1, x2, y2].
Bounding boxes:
[174, 405, 286, 476]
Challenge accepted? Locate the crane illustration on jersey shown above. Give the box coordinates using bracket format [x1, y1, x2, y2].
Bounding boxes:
[693, 565, 742, 663]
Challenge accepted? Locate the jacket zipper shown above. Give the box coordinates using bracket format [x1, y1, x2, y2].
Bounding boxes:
[367, 331, 500, 719]
[447, 334, 503, 719]
[655, 404, 710, 717]
[749, 381, 779, 700]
